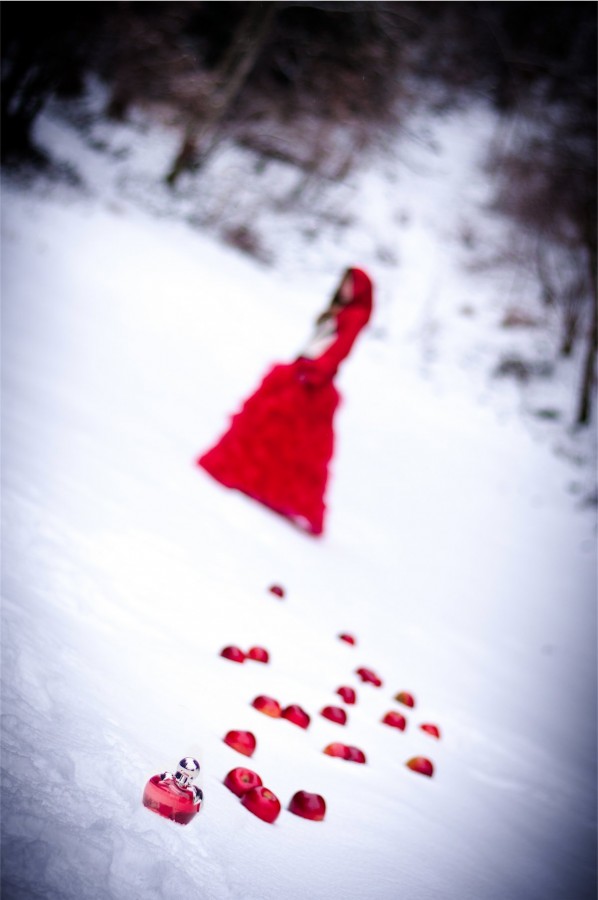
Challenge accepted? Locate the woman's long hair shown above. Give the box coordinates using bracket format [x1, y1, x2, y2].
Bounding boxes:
[318, 268, 373, 325]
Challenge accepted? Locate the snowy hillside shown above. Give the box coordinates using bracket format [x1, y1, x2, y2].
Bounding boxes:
[2, 86, 596, 900]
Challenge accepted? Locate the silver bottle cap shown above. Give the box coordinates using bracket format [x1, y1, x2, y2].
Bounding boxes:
[173, 757, 201, 789]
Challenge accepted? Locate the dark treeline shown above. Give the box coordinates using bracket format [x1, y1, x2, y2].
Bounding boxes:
[2, 1, 596, 422]
[2, 3, 594, 162]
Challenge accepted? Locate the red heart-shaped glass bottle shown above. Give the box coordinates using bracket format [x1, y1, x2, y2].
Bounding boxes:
[143, 757, 203, 825]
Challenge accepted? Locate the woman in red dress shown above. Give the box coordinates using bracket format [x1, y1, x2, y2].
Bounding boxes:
[197, 267, 373, 536]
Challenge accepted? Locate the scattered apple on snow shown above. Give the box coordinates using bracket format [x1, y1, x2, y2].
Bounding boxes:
[323, 742, 349, 759]
[288, 790, 326, 822]
[394, 691, 415, 708]
[323, 743, 366, 764]
[381, 711, 407, 731]
[355, 667, 383, 687]
[406, 757, 434, 777]
[281, 704, 311, 729]
[251, 695, 282, 717]
[220, 645, 246, 663]
[320, 705, 347, 725]
[223, 767, 263, 797]
[336, 686, 356, 704]
[338, 633, 356, 645]
[241, 785, 282, 823]
[345, 746, 367, 763]
[247, 646, 270, 663]
[420, 724, 441, 739]
[268, 585, 285, 598]
[223, 730, 257, 757]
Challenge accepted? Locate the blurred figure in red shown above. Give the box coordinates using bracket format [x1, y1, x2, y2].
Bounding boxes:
[197, 267, 374, 536]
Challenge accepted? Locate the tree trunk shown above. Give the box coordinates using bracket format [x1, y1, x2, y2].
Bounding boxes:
[1, 55, 54, 159]
[166, 1, 277, 187]
[560, 303, 580, 357]
[576, 296, 597, 426]
[576, 241, 597, 426]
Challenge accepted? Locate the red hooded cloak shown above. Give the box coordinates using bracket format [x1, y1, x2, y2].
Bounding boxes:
[197, 267, 373, 535]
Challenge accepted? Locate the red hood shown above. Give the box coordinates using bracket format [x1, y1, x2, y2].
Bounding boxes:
[339, 267, 373, 325]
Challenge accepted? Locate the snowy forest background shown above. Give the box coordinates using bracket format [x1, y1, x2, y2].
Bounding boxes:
[2, 1, 597, 430]
[2, 3, 597, 900]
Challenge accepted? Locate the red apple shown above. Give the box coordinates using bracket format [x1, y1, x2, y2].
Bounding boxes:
[251, 695, 282, 717]
[420, 724, 441, 739]
[406, 756, 434, 777]
[220, 645, 245, 663]
[288, 790, 326, 822]
[281, 704, 311, 729]
[241, 785, 281, 823]
[355, 667, 383, 687]
[381, 711, 407, 731]
[345, 745, 367, 764]
[268, 585, 285, 598]
[320, 705, 347, 725]
[336, 686, 357, 704]
[247, 646, 269, 663]
[395, 691, 415, 708]
[223, 730, 256, 757]
[338, 633, 356, 645]
[323, 742, 349, 759]
[223, 767, 262, 797]
[323, 743, 366, 764]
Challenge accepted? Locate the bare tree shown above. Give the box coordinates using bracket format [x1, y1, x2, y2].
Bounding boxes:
[576, 220, 597, 426]
[165, 2, 278, 187]
[1, 3, 107, 160]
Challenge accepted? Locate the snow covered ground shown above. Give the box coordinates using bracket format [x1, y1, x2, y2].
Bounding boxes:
[2, 88, 596, 899]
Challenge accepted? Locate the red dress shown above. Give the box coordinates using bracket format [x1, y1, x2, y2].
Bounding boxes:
[197, 268, 373, 535]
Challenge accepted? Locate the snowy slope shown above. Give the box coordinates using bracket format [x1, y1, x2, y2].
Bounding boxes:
[1, 92, 596, 900]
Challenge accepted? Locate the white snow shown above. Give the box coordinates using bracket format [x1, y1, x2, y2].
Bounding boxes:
[1, 88, 596, 900]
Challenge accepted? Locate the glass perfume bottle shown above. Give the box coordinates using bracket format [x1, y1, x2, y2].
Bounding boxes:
[143, 757, 203, 825]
